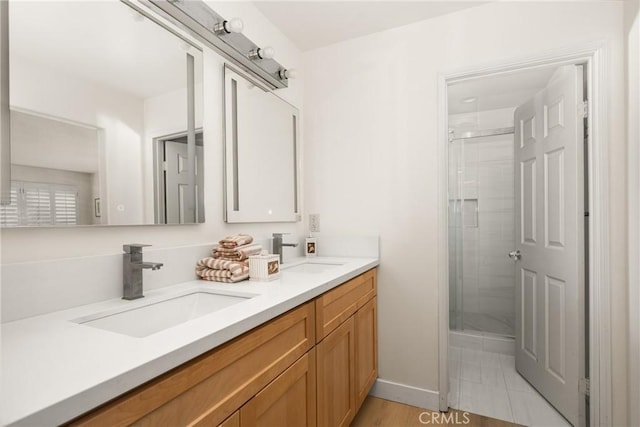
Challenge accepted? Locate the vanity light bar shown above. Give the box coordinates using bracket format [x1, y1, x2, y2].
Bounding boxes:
[145, 0, 290, 90]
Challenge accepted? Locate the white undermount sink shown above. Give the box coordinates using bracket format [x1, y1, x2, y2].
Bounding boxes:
[73, 290, 254, 338]
[283, 262, 344, 274]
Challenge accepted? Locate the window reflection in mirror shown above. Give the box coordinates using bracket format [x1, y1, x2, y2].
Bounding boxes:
[2, 1, 203, 227]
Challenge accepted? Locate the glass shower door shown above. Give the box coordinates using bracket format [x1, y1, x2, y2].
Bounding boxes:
[448, 134, 516, 337]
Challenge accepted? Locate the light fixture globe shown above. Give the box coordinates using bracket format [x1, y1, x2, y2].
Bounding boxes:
[225, 18, 244, 34]
[249, 46, 275, 60]
[259, 46, 275, 59]
[214, 17, 244, 34]
[278, 68, 298, 80]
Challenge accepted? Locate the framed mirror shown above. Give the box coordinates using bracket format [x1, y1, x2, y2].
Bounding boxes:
[1, 0, 203, 227]
[223, 66, 300, 223]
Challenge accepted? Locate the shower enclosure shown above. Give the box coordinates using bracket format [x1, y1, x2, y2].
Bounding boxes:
[448, 127, 516, 337]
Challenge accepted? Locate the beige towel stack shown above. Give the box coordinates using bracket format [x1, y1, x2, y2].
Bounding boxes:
[218, 233, 254, 249]
[213, 234, 262, 262]
[195, 257, 249, 283]
[213, 244, 262, 261]
[195, 234, 261, 283]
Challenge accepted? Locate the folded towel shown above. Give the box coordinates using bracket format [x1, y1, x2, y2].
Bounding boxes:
[218, 233, 254, 249]
[196, 257, 249, 283]
[212, 243, 262, 261]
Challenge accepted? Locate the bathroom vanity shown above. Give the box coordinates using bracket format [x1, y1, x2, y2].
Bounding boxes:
[0, 258, 378, 426]
[71, 267, 376, 427]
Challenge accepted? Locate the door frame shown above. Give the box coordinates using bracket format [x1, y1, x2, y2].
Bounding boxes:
[436, 42, 611, 425]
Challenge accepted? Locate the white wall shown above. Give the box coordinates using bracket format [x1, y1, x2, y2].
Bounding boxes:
[0, 1, 305, 261]
[626, 1, 640, 425]
[10, 110, 100, 174]
[303, 1, 627, 422]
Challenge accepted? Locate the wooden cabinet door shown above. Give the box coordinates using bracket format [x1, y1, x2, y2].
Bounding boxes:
[355, 296, 377, 411]
[219, 411, 240, 427]
[240, 350, 316, 427]
[316, 317, 355, 427]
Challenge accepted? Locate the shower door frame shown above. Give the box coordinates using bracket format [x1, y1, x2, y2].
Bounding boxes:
[437, 42, 611, 427]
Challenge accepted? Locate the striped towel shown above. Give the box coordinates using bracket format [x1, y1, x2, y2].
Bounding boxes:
[212, 243, 262, 261]
[218, 234, 254, 249]
[195, 257, 249, 283]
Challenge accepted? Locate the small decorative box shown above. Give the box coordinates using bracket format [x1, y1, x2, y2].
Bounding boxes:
[248, 253, 280, 281]
[305, 237, 317, 257]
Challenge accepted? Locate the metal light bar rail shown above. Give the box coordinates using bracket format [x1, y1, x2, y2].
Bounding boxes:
[144, 0, 289, 90]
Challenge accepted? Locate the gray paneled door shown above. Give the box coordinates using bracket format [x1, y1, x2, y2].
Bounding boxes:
[513, 65, 585, 426]
[164, 140, 204, 224]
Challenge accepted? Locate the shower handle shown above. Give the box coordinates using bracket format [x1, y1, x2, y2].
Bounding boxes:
[508, 250, 521, 261]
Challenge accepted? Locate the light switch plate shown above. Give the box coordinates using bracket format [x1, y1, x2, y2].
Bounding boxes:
[309, 214, 320, 232]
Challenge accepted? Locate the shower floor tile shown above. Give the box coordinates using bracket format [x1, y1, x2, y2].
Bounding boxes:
[462, 312, 515, 336]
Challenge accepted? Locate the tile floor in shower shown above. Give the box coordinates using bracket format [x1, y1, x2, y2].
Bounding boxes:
[459, 311, 515, 336]
[449, 346, 571, 426]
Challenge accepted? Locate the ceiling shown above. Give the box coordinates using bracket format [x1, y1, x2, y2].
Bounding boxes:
[448, 66, 559, 115]
[253, 1, 487, 51]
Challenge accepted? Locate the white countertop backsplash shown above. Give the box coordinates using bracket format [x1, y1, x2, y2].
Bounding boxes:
[2, 238, 279, 323]
[1, 243, 213, 323]
[1, 236, 379, 426]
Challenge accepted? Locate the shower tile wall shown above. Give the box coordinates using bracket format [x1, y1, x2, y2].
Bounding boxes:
[449, 108, 516, 336]
[461, 136, 515, 336]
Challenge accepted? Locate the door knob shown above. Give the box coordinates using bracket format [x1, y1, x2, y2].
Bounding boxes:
[508, 250, 521, 260]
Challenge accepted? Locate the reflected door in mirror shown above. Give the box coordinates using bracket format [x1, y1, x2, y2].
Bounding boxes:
[154, 131, 204, 224]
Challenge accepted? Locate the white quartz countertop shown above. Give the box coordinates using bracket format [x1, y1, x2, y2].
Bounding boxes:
[1, 256, 379, 426]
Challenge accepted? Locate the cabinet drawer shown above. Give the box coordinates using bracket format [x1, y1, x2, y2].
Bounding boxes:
[240, 349, 316, 427]
[71, 302, 315, 427]
[315, 269, 376, 342]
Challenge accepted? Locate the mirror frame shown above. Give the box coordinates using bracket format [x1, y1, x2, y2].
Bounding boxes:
[1, 0, 11, 206]
[223, 65, 301, 223]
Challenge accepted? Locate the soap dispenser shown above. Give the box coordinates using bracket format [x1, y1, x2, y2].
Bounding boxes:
[305, 234, 317, 257]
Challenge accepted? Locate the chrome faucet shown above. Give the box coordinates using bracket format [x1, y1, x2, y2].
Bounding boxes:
[123, 244, 163, 300]
[272, 233, 299, 264]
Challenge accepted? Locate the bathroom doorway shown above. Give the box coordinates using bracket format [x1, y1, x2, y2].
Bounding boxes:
[153, 129, 204, 224]
[438, 45, 611, 427]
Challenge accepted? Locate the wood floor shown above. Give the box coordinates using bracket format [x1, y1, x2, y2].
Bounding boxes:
[351, 397, 521, 427]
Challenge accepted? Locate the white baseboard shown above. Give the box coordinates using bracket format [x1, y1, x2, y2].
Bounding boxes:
[369, 378, 440, 411]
